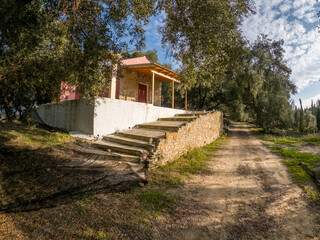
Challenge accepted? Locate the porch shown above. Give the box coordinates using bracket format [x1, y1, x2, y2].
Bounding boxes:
[108, 58, 187, 110]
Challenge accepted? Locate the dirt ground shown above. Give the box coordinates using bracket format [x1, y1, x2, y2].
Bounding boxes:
[173, 122, 320, 240]
[1, 122, 320, 239]
[279, 142, 320, 156]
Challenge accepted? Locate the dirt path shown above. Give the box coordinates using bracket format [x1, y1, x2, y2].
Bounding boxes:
[177, 122, 320, 240]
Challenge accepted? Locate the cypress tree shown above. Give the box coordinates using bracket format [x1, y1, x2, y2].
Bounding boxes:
[316, 107, 320, 132]
[299, 99, 306, 132]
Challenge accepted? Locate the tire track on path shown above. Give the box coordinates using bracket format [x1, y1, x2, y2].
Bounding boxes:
[177, 122, 320, 240]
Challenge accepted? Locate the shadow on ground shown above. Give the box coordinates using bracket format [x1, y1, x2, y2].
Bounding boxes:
[0, 142, 142, 213]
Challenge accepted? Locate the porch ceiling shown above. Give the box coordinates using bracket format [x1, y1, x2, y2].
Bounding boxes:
[124, 63, 180, 83]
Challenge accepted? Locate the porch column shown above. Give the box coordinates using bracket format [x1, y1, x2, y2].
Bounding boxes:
[109, 63, 117, 99]
[185, 88, 187, 110]
[172, 80, 174, 109]
[152, 72, 155, 105]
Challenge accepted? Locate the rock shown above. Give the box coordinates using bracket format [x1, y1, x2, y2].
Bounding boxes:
[304, 143, 318, 147]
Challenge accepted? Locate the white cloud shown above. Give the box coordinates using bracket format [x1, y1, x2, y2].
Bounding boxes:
[279, 3, 291, 14]
[303, 12, 318, 23]
[302, 93, 320, 108]
[242, 0, 320, 92]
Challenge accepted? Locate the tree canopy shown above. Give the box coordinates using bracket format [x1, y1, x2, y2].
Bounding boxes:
[159, 0, 254, 87]
[179, 35, 296, 132]
[0, 0, 301, 133]
[0, 0, 156, 119]
[122, 49, 159, 63]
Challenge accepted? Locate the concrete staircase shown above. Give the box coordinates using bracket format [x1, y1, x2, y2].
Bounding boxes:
[92, 112, 207, 167]
[61, 111, 214, 177]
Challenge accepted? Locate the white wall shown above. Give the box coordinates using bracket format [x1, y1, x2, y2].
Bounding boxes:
[93, 97, 186, 136]
[34, 100, 94, 134]
[33, 97, 186, 136]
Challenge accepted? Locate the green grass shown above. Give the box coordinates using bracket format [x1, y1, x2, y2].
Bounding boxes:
[150, 134, 228, 187]
[271, 146, 318, 182]
[301, 134, 320, 145]
[261, 135, 298, 145]
[20, 128, 71, 146]
[261, 133, 320, 146]
[304, 187, 320, 201]
[137, 188, 174, 213]
[95, 231, 107, 240]
[160, 148, 207, 175]
[262, 132, 320, 193]
[0, 122, 72, 147]
[270, 146, 320, 200]
[252, 127, 263, 132]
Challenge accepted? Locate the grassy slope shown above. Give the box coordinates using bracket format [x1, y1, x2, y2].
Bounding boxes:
[0, 121, 228, 240]
[261, 133, 320, 145]
[260, 132, 320, 200]
[0, 121, 73, 149]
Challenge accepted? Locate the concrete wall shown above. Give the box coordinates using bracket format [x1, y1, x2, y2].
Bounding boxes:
[34, 100, 94, 134]
[33, 97, 186, 136]
[150, 111, 223, 167]
[93, 97, 186, 136]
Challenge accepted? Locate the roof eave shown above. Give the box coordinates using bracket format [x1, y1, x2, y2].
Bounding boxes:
[123, 63, 180, 83]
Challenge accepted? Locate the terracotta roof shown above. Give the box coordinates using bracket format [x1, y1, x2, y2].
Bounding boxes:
[121, 56, 150, 66]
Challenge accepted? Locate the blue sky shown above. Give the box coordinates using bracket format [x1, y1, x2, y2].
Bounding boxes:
[138, 0, 320, 108]
[143, 12, 176, 66]
[242, 0, 320, 108]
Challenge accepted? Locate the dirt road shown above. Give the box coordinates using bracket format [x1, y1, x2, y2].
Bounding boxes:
[178, 123, 320, 240]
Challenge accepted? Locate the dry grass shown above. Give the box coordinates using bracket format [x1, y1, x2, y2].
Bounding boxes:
[0, 121, 227, 240]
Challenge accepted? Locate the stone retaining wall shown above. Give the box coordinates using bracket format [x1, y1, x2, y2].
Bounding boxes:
[150, 111, 223, 166]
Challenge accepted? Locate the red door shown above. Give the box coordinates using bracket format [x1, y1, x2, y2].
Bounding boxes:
[138, 84, 147, 103]
[115, 78, 120, 99]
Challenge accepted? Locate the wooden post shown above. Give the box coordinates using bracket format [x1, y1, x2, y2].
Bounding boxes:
[185, 89, 187, 110]
[109, 63, 117, 99]
[152, 72, 155, 105]
[172, 80, 174, 109]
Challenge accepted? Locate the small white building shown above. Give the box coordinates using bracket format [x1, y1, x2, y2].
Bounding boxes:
[33, 57, 187, 136]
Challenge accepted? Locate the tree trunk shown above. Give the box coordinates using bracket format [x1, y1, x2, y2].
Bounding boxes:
[4, 105, 13, 122]
[299, 98, 305, 132]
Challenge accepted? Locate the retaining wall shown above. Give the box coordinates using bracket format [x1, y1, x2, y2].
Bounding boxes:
[151, 111, 223, 166]
[93, 97, 186, 136]
[34, 100, 94, 134]
[33, 97, 186, 136]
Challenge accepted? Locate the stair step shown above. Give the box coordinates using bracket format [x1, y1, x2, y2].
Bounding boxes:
[60, 160, 143, 172]
[77, 150, 140, 163]
[93, 141, 149, 157]
[55, 142, 140, 163]
[158, 116, 197, 122]
[175, 111, 212, 117]
[100, 152, 140, 163]
[118, 128, 166, 142]
[104, 135, 155, 149]
[136, 121, 187, 131]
